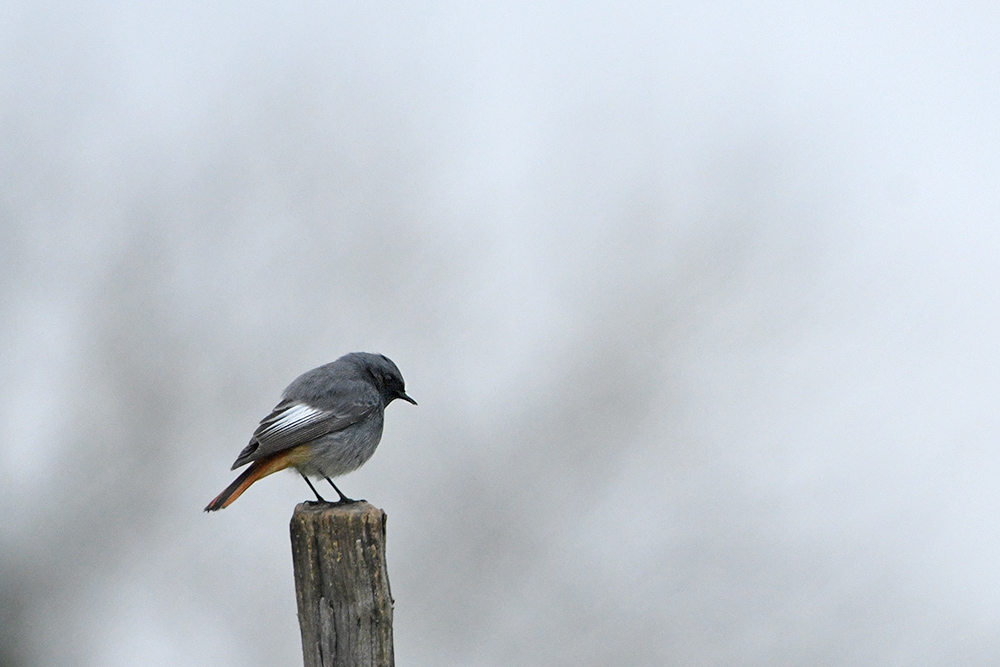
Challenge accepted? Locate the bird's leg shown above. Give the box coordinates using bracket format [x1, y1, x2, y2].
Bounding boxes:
[324, 476, 358, 504]
[300, 472, 327, 503]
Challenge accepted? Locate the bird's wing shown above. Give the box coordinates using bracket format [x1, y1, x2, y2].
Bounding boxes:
[230, 394, 378, 469]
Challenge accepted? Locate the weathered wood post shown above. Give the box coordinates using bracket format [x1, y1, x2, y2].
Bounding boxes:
[289, 502, 394, 667]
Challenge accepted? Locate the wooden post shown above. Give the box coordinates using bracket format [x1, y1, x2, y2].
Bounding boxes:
[290, 502, 394, 667]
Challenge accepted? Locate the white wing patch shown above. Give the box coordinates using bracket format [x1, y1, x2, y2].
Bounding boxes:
[261, 403, 326, 438]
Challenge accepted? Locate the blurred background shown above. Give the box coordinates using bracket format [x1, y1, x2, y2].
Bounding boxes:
[2, 1, 999, 665]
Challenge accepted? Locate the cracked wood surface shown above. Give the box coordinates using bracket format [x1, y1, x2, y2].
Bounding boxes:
[290, 502, 394, 667]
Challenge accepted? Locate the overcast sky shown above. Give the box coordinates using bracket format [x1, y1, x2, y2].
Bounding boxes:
[2, 2, 999, 666]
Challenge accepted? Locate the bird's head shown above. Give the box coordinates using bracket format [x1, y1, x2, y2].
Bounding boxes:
[352, 352, 417, 406]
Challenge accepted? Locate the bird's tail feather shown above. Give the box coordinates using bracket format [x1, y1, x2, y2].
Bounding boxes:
[204, 450, 298, 511]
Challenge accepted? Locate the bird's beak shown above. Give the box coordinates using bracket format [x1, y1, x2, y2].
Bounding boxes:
[398, 392, 417, 405]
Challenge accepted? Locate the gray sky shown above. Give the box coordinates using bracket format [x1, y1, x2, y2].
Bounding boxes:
[2, 1, 999, 666]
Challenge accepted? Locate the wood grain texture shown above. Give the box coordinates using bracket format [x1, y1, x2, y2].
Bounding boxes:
[290, 502, 394, 667]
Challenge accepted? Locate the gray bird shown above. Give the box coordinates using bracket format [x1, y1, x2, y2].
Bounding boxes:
[205, 352, 415, 511]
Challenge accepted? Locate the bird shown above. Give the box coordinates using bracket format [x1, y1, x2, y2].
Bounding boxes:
[205, 352, 415, 511]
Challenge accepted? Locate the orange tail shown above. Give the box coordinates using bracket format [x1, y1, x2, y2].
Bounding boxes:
[204, 449, 298, 511]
